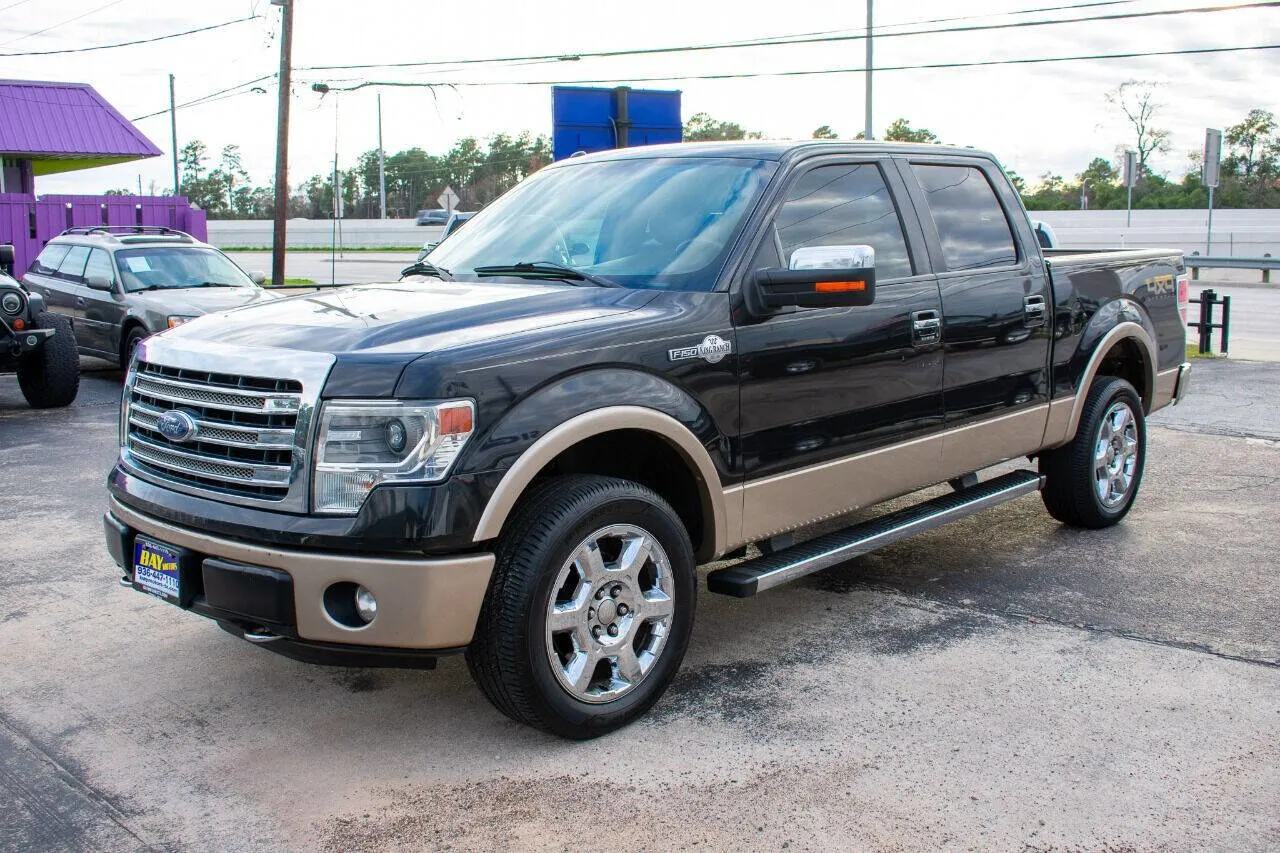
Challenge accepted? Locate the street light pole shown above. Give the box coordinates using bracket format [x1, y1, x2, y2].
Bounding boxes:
[168, 74, 180, 196]
[863, 0, 874, 140]
[377, 92, 387, 220]
[270, 0, 294, 288]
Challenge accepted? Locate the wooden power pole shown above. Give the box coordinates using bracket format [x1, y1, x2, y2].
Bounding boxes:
[270, 0, 294, 287]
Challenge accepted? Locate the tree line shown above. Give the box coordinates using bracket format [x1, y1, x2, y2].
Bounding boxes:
[153, 81, 1279, 218]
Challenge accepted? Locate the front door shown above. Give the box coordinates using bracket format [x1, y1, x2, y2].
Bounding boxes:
[732, 157, 945, 540]
[79, 247, 126, 356]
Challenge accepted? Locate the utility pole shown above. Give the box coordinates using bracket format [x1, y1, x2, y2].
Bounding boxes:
[377, 93, 387, 219]
[863, 0, 874, 140]
[168, 74, 179, 196]
[270, 0, 294, 288]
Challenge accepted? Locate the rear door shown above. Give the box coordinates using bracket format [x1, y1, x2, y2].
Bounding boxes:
[901, 158, 1052, 460]
[732, 156, 945, 535]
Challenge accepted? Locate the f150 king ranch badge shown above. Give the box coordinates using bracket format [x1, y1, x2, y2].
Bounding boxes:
[669, 334, 732, 364]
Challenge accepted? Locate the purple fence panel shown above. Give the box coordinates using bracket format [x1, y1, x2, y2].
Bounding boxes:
[0, 195, 38, 275]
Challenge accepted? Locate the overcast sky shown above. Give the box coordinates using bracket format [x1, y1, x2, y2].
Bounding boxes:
[4, 0, 1277, 196]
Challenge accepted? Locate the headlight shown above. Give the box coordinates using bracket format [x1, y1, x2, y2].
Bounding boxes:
[167, 315, 194, 328]
[313, 399, 475, 514]
[1, 291, 23, 315]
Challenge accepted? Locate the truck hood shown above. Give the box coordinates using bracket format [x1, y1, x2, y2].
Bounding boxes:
[164, 279, 651, 354]
[131, 285, 277, 317]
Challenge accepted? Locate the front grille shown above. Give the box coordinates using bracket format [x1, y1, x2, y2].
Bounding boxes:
[125, 361, 303, 501]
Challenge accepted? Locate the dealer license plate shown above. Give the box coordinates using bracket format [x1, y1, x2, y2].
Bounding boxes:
[133, 537, 182, 603]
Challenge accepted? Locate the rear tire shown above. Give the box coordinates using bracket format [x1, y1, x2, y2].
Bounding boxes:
[1040, 376, 1145, 528]
[466, 475, 696, 739]
[17, 312, 79, 409]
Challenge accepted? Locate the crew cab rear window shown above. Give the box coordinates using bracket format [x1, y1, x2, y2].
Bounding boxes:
[29, 243, 70, 275]
[911, 164, 1017, 271]
[770, 163, 913, 280]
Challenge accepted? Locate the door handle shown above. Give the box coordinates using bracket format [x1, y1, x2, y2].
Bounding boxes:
[76, 297, 87, 307]
[911, 310, 942, 346]
[1023, 295, 1047, 327]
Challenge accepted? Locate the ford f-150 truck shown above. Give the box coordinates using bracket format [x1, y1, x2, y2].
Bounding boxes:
[103, 141, 1191, 738]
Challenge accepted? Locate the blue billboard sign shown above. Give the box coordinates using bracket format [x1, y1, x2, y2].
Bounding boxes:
[552, 86, 682, 161]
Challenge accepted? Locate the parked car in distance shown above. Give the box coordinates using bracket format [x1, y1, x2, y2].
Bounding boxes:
[415, 211, 475, 262]
[23, 227, 277, 367]
[415, 209, 449, 226]
[0, 243, 79, 407]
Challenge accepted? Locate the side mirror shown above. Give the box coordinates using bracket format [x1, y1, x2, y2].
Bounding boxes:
[751, 244, 876, 310]
[86, 274, 115, 292]
[0, 244, 14, 267]
[248, 270, 267, 285]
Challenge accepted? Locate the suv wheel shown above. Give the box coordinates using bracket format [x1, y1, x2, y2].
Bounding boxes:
[1040, 376, 1145, 528]
[466, 475, 696, 739]
[17, 312, 80, 408]
[122, 325, 148, 368]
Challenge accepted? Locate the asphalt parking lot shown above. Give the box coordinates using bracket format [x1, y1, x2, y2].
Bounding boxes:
[1, 359, 1277, 852]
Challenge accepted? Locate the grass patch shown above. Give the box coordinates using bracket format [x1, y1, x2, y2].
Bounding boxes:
[264, 278, 316, 286]
[221, 246, 418, 253]
[1186, 342, 1225, 360]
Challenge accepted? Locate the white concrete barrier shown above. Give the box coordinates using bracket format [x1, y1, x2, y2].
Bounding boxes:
[208, 219, 433, 249]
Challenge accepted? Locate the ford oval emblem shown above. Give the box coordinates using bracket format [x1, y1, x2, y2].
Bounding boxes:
[156, 409, 198, 443]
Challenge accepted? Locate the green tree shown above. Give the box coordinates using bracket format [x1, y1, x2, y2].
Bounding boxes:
[1224, 109, 1277, 179]
[811, 125, 839, 139]
[683, 113, 749, 141]
[883, 118, 939, 144]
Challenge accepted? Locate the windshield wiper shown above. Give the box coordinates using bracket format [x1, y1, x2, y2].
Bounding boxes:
[399, 260, 453, 280]
[472, 261, 618, 288]
[190, 282, 242, 287]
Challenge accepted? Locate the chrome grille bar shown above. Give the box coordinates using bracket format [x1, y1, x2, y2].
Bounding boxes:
[133, 374, 301, 414]
[129, 400, 295, 450]
[127, 434, 292, 485]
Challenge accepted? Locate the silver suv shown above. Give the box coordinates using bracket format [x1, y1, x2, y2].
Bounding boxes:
[23, 227, 276, 367]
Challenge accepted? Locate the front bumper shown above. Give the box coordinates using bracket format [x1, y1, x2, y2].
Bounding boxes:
[2, 324, 53, 355]
[106, 497, 494, 655]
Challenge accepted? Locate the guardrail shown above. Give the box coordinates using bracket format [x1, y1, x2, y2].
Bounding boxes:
[1185, 253, 1278, 282]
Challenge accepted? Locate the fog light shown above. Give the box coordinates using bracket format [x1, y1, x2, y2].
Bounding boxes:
[354, 585, 377, 623]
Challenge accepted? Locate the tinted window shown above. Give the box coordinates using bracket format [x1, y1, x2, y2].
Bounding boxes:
[30, 244, 70, 275]
[912, 164, 1017, 271]
[56, 245, 91, 280]
[770, 163, 912, 280]
[84, 248, 115, 285]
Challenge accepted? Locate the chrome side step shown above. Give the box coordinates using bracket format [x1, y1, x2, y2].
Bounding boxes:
[707, 470, 1045, 598]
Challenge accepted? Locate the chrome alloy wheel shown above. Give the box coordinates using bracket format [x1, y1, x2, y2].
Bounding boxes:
[544, 524, 676, 704]
[1094, 400, 1139, 508]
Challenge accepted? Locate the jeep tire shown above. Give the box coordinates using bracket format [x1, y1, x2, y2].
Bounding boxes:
[17, 312, 80, 409]
[466, 475, 696, 739]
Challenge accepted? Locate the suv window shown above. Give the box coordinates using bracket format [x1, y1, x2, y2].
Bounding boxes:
[84, 248, 115, 286]
[763, 163, 913, 280]
[30, 243, 71, 276]
[911, 164, 1017, 271]
[56, 245, 91, 281]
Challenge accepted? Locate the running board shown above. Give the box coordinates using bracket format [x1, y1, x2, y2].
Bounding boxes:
[707, 470, 1045, 598]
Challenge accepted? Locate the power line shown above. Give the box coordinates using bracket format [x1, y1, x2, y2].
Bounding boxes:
[0, 0, 127, 48]
[0, 0, 37, 13]
[297, 1, 1277, 72]
[131, 75, 275, 122]
[316, 42, 1280, 90]
[0, 14, 262, 57]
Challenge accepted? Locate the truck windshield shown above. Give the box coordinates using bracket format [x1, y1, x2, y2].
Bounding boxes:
[427, 156, 777, 291]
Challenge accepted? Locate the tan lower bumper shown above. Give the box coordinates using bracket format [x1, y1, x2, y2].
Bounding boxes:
[110, 498, 494, 650]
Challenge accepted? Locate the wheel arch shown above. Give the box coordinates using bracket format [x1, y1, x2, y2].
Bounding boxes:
[1048, 320, 1157, 447]
[119, 316, 150, 366]
[471, 406, 728, 563]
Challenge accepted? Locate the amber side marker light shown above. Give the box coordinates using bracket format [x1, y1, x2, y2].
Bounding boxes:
[439, 404, 474, 436]
[12, 318, 24, 330]
[814, 280, 866, 293]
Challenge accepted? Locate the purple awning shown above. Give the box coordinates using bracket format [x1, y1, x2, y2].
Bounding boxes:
[0, 79, 162, 175]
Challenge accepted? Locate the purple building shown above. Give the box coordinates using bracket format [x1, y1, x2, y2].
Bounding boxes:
[0, 79, 207, 275]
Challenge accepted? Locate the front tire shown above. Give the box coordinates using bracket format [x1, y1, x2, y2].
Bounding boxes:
[17, 312, 80, 408]
[1040, 376, 1146, 528]
[466, 475, 696, 739]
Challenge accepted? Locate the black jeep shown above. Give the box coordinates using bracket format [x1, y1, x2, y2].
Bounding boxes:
[0, 244, 79, 408]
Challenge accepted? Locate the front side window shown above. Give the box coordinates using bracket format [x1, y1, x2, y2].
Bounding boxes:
[115, 247, 254, 292]
[761, 163, 913, 280]
[84, 248, 115, 286]
[30, 243, 70, 276]
[912, 164, 1017, 271]
[428, 157, 777, 291]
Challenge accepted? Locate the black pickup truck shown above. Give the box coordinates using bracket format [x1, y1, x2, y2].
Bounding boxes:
[103, 141, 1190, 738]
